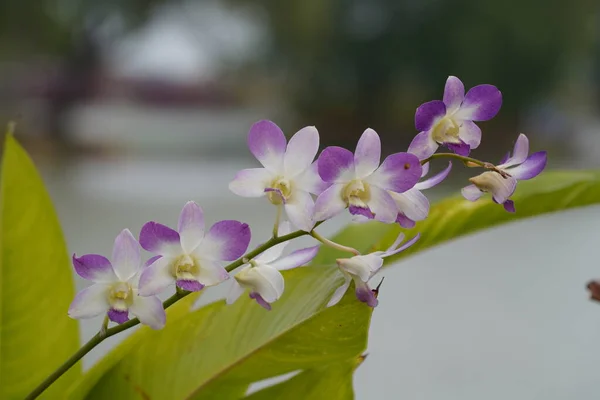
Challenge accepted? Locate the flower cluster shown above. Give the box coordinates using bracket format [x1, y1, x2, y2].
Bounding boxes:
[69, 75, 547, 330]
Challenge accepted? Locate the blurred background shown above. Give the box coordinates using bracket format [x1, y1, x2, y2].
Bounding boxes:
[3, 0, 600, 398]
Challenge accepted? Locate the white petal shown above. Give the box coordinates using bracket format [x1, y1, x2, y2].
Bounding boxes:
[461, 184, 483, 201]
[226, 279, 246, 304]
[414, 162, 452, 191]
[271, 246, 319, 271]
[285, 190, 315, 232]
[389, 188, 429, 222]
[327, 275, 352, 307]
[254, 221, 292, 263]
[408, 130, 439, 160]
[469, 172, 517, 204]
[229, 168, 274, 197]
[178, 201, 205, 254]
[354, 128, 381, 178]
[313, 183, 347, 222]
[294, 161, 330, 195]
[235, 264, 284, 303]
[337, 255, 383, 282]
[129, 294, 166, 330]
[284, 126, 319, 178]
[458, 120, 482, 149]
[111, 229, 142, 281]
[68, 283, 110, 319]
[195, 259, 230, 287]
[137, 257, 175, 296]
[366, 186, 398, 224]
[499, 133, 529, 168]
[383, 233, 420, 258]
[420, 162, 430, 178]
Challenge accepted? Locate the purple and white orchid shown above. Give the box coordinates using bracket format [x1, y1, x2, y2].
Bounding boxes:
[68, 229, 166, 329]
[408, 76, 502, 159]
[327, 232, 420, 308]
[226, 223, 319, 310]
[138, 201, 251, 295]
[229, 120, 328, 232]
[461, 134, 547, 212]
[314, 128, 422, 223]
[390, 162, 452, 228]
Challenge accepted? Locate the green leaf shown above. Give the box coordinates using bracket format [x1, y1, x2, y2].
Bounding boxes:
[79, 266, 372, 400]
[0, 133, 80, 398]
[74, 169, 600, 399]
[243, 360, 360, 400]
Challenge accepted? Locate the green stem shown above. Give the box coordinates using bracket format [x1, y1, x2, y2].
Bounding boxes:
[25, 226, 316, 399]
[272, 205, 282, 238]
[420, 153, 511, 178]
[310, 230, 360, 256]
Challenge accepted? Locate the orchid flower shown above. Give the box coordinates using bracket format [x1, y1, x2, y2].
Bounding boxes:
[461, 134, 547, 212]
[408, 76, 502, 158]
[138, 201, 251, 295]
[226, 223, 319, 310]
[68, 229, 166, 329]
[314, 128, 422, 223]
[229, 120, 329, 232]
[328, 233, 420, 308]
[390, 162, 452, 228]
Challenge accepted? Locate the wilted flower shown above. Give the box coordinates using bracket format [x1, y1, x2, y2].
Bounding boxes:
[408, 76, 502, 158]
[327, 232, 420, 308]
[138, 201, 250, 295]
[390, 162, 452, 228]
[314, 128, 422, 223]
[68, 229, 166, 329]
[226, 223, 319, 310]
[461, 133, 547, 212]
[229, 120, 328, 232]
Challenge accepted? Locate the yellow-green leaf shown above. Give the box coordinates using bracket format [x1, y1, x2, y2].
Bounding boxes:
[0, 134, 80, 398]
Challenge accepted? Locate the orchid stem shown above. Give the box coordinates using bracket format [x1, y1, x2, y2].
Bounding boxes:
[25, 224, 321, 399]
[310, 230, 360, 256]
[420, 153, 510, 178]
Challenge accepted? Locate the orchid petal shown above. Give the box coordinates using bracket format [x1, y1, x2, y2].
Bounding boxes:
[503, 199, 516, 213]
[415, 162, 452, 190]
[198, 220, 251, 261]
[445, 141, 471, 156]
[408, 131, 439, 160]
[176, 280, 204, 292]
[313, 183, 347, 222]
[236, 264, 284, 303]
[384, 233, 420, 258]
[229, 168, 274, 197]
[349, 205, 375, 220]
[68, 283, 110, 319]
[367, 152, 422, 193]
[469, 172, 517, 204]
[354, 279, 378, 307]
[226, 279, 246, 305]
[194, 259, 230, 287]
[138, 257, 175, 296]
[72, 254, 117, 283]
[415, 100, 446, 132]
[461, 184, 483, 201]
[294, 161, 330, 195]
[354, 128, 381, 178]
[248, 120, 286, 172]
[178, 201, 205, 254]
[389, 188, 429, 222]
[255, 223, 292, 263]
[139, 222, 181, 257]
[421, 162, 430, 178]
[129, 294, 166, 329]
[284, 126, 319, 177]
[338, 255, 382, 282]
[250, 292, 272, 310]
[395, 213, 416, 228]
[509, 151, 547, 180]
[499, 133, 529, 168]
[327, 275, 351, 307]
[317, 146, 355, 183]
[108, 309, 129, 324]
[111, 229, 141, 281]
[458, 121, 482, 149]
[367, 186, 398, 224]
[455, 84, 502, 121]
[271, 246, 319, 271]
[443, 76, 465, 114]
[284, 190, 315, 232]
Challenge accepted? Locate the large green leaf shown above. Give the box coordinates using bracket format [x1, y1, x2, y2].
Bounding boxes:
[79, 266, 372, 399]
[0, 134, 80, 398]
[73, 169, 600, 399]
